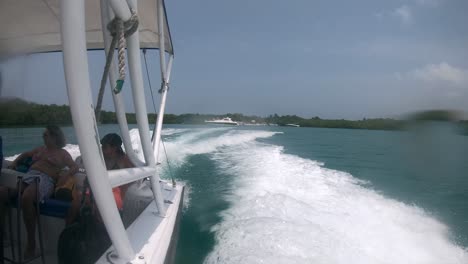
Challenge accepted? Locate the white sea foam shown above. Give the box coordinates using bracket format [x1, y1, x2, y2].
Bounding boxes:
[161, 128, 189, 136]
[201, 132, 468, 264]
[157, 128, 280, 167]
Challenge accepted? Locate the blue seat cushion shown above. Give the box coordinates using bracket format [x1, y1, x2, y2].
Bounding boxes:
[39, 198, 71, 218]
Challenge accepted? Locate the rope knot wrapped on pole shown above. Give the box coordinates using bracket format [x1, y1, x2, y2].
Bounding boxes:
[106, 9, 139, 93]
[159, 81, 169, 94]
[95, 9, 139, 121]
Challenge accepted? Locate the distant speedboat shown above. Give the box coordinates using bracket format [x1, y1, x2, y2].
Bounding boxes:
[285, 124, 300, 127]
[205, 117, 239, 125]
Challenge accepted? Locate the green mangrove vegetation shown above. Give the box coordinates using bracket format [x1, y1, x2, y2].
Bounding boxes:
[1, 98, 466, 133]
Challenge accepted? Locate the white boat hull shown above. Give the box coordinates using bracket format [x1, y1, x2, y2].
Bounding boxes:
[204, 117, 239, 125]
[204, 121, 239, 126]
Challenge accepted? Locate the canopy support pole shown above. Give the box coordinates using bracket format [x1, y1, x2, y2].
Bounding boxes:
[125, 0, 166, 216]
[60, 0, 134, 260]
[151, 0, 173, 166]
[108, 0, 132, 20]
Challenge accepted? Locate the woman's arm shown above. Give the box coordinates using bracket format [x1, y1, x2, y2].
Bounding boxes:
[118, 154, 135, 197]
[120, 155, 135, 169]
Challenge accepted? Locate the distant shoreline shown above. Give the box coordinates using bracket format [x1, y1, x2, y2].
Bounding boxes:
[1, 98, 466, 133]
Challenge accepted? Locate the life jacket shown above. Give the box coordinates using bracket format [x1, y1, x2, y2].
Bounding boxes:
[112, 187, 124, 211]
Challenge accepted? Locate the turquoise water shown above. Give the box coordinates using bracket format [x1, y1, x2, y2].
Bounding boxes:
[1, 124, 467, 263]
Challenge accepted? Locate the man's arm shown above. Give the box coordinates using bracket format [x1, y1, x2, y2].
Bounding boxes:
[56, 151, 79, 187]
[8, 147, 41, 169]
[62, 151, 78, 176]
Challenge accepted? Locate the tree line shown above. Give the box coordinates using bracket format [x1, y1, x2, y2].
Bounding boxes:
[264, 114, 404, 130]
[1, 99, 466, 133]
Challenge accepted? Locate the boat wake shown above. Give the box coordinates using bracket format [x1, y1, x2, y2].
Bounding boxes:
[168, 128, 467, 264]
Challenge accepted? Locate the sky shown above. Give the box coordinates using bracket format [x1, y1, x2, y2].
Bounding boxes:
[1, 0, 468, 119]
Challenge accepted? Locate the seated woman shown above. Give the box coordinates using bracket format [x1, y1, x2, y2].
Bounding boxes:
[0, 125, 78, 258]
[100, 133, 134, 208]
[66, 133, 134, 225]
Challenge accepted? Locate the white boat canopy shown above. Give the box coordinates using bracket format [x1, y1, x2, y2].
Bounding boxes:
[0, 0, 173, 58]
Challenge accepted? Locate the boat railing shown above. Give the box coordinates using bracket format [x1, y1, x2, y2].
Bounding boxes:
[60, 0, 174, 261]
[107, 166, 156, 188]
[101, 0, 168, 215]
[2, 0, 177, 261]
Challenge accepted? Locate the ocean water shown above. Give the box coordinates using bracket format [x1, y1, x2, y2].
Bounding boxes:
[1, 124, 467, 264]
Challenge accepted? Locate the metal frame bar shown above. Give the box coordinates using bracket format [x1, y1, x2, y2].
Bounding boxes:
[16, 177, 22, 264]
[107, 166, 156, 188]
[151, 0, 174, 186]
[151, 55, 173, 152]
[126, 0, 166, 216]
[35, 179, 45, 264]
[100, 0, 144, 167]
[60, 0, 134, 260]
[58, 0, 175, 261]
[107, 0, 132, 20]
[7, 195, 15, 262]
[152, 0, 171, 148]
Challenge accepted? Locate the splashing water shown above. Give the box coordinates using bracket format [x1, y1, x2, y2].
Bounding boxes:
[164, 129, 467, 264]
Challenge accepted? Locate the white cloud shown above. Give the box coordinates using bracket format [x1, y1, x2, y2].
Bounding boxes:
[394, 72, 403, 81]
[410, 62, 468, 86]
[383, 1, 439, 25]
[414, 0, 439, 7]
[373, 12, 384, 19]
[393, 5, 412, 24]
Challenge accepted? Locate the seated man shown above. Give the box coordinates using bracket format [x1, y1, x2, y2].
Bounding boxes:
[66, 133, 134, 225]
[0, 125, 78, 258]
